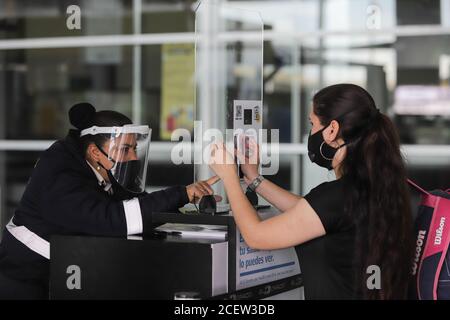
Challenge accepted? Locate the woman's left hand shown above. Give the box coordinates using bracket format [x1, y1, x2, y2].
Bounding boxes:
[208, 143, 238, 181]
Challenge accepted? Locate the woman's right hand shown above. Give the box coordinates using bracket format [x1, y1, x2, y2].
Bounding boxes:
[235, 136, 260, 184]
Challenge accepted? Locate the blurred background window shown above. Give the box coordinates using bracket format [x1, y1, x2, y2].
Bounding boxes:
[0, 0, 449, 231]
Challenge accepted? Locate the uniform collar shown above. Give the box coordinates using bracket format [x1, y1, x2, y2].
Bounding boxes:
[86, 161, 112, 192]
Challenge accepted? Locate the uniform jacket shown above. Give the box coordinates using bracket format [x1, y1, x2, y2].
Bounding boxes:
[0, 130, 189, 285]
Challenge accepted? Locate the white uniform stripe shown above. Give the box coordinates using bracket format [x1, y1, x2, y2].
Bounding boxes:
[123, 198, 143, 235]
[6, 219, 50, 259]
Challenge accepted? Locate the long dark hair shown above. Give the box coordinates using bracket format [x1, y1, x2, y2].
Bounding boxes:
[313, 84, 414, 300]
[68, 102, 132, 154]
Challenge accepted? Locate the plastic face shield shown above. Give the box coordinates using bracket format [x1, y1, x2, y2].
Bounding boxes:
[81, 125, 151, 193]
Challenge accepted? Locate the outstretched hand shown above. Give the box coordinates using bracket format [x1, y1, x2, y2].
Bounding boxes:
[186, 175, 222, 203]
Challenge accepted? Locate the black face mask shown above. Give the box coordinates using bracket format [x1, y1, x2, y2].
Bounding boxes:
[105, 161, 142, 200]
[110, 159, 142, 193]
[307, 124, 346, 170]
[96, 145, 144, 200]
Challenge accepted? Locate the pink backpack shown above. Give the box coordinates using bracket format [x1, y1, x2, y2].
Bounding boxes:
[409, 179, 450, 300]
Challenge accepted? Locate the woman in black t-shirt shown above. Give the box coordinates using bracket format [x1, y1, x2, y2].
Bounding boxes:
[209, 83, 414, 300]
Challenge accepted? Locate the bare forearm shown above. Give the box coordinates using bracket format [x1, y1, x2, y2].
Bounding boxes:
[253, 178, 301, 211]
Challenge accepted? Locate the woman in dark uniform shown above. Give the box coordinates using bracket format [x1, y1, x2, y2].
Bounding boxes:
[209, 84, 414, 300]
[0, 102, 218, 299]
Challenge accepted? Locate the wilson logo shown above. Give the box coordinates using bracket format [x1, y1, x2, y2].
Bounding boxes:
[412, 230, 426, 275]
[434, 217, 446, 246]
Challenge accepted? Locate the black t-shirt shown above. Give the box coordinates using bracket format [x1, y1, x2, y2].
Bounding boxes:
[296, 178, 360, 300]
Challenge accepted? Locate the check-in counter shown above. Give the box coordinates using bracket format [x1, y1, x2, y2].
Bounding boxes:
[49, 208, 303, 299]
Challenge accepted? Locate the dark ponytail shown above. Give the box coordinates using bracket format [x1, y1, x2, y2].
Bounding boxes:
[313, 84, 414, 300]
[68, 102, 132, 154]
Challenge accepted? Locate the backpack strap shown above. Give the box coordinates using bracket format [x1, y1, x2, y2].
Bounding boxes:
[407, 179, 431, 195]
[407, 179, 437, 208]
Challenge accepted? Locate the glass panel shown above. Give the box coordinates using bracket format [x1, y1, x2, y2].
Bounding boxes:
[0, 0, 133, 39]
[141, 0, 195, 33]
[304, 33, 450, 146]
[140, 40, 298, 145]
[229, 0, 394, 32]
[228, 0, 320, 33]
[323, 0, 395, 31]
[300, 30, 450, 194]
[229, 0, 450, 31]
[0, 47, 133, 140]
[193, 0, 264, 203]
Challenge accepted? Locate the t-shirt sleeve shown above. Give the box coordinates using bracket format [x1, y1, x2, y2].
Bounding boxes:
[303, 181, 345, 234]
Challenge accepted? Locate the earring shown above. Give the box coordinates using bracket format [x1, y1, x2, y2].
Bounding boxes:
[96, 166, 101, 171]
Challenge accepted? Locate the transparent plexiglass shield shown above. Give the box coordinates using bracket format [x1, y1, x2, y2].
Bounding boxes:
[194, 0, 263, 202]
[105, 126, 151, 194]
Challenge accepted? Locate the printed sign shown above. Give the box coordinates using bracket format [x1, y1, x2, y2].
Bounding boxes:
[233, 100, 262, 161]
[236, 209, 301, 290]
